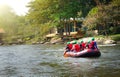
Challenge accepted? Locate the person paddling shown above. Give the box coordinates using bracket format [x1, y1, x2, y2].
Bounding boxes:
[65, 42, 73, 52]
[80, 40, 86, 50]
[71, 40, 80, 52]
[64, 41, 73, 56]
[89, 37, 98, 49]
[86, 40, 90, 49]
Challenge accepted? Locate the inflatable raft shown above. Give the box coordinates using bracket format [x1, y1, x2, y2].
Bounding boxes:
[63, 49, 101, 57]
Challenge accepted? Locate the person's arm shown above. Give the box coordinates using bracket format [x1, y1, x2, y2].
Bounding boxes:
[71, 45, 75, 51]
[94, 42, 98, 48]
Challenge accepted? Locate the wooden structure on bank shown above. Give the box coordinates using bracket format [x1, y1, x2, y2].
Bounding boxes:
[46, 17, 84, 40]
[58, 17, 84, 40]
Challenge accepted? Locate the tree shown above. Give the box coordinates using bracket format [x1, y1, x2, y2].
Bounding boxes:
[83, 0, 120, 35]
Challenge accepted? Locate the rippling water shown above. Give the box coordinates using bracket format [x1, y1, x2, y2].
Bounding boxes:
[0, 44, 120, 77]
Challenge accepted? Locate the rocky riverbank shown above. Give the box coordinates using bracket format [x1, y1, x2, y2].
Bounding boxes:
[44, 36, 119, 45]
[81, 37, 117, 45]
[1, 35, 120, 45]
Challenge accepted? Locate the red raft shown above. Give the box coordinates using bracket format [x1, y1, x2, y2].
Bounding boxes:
[64, 49, 101, 57]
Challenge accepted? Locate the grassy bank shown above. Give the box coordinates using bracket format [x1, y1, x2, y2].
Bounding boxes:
[109, 34, 120, 41]
[95, 34, 120, 41]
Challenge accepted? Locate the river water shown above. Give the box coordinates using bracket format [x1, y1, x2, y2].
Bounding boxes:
[0, 44, 120, 77]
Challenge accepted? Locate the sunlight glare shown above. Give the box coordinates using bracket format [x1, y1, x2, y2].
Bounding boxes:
[0, 0, 30, 15]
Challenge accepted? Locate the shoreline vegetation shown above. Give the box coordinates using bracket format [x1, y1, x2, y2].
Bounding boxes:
[1, 34, 120, 45]
[42, 34, 120, 45]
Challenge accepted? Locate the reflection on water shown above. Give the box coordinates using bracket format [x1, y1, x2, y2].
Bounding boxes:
[0, 44, 120, 77]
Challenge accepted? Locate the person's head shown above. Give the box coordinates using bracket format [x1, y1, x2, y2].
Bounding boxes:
[72, 40, 77, 44]
[88, 40, 90, 44]
[91, 37, 95, 41]
[80, 40, 83, 43]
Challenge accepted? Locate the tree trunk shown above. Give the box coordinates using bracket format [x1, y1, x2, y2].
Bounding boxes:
[73, 18, 77, 32]
[68, 19, 70, 35]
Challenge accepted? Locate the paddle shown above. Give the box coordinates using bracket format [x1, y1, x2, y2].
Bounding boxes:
[63, 50, 67, 56]
[63, 51, 68, 57]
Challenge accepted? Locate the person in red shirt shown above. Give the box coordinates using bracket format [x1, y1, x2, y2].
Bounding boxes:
[65, 42, 73, 52]
[64, 42, 72, 56]
[89, 37, 98, 49]
[71, 41, 80, 52]
[80, 40, 86, 50]
[86, 40, 90, 49]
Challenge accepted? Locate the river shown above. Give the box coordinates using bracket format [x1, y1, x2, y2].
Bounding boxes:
[0, 44, 120, 77]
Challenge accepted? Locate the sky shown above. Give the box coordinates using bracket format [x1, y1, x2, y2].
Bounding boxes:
[0, 0, 31, 15]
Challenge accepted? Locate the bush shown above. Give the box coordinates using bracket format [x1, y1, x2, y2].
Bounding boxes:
[110, 34, 120, 41]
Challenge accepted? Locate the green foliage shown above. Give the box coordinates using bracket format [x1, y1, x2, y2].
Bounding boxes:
[39, 22, 53, 38]
[83, 0, 120, 35]
[77, 0, 97, 17]
[82, 7, 99, 30]
[112, 0, 120, 6]
[88, 7, 98, 16]
[27, 0, 96, 25]
[110, 34, 120, 41]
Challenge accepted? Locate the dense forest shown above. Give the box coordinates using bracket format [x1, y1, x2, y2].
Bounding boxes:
[0, 0, 119, 44]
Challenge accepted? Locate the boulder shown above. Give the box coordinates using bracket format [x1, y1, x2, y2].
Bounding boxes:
[104, 40, 116, 44]
[50, 38, 62, 44]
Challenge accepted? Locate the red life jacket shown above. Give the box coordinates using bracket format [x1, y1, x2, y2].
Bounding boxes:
[81, 42, 86, 50]
[74, 44, 80, 52]
[68, 44, 73, 50]
[89, 41, 95, 49]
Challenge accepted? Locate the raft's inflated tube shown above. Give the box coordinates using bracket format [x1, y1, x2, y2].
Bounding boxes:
[64, 49, 101, 57]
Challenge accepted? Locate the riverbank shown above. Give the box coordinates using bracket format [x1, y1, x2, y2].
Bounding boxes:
[1, 34, 120, 45]
[44, 34, 120, 45]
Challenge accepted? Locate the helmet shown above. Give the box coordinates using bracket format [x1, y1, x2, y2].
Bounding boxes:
[80, 40, 83, 43]
[72, 40, 77, 44]
[88, 40, 90, 43]
[67, 42, 70, 44]
[91, 37, 95, 41]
